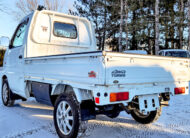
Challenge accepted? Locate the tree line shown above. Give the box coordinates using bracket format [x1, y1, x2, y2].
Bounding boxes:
[71, 0, 190, 55]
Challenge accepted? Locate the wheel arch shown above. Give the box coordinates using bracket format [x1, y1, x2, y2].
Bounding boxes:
[51, 84, 93, 104]
[2, 75, 7, 81]
[1, 75, 8, 86]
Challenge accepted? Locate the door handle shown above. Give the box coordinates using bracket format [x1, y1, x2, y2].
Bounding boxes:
[19, 55, 23, 59]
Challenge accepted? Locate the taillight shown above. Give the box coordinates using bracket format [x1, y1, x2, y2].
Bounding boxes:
[174, 87, 185, 95]
[110, 92, 129, 102]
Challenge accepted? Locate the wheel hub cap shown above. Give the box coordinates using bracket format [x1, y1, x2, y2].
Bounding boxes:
[2, 83, 8, 103]
[56, 101, 74, 135]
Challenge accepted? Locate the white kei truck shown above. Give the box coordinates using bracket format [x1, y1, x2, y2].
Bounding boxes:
[1, 8, 190, 138]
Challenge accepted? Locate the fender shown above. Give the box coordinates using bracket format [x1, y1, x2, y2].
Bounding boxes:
[52, 84, 93, 103]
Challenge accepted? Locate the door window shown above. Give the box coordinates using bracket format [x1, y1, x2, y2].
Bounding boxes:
[11, 19, 28, 48]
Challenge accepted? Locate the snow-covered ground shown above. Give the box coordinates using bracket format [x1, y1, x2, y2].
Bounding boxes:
[0, 93, 190, 138]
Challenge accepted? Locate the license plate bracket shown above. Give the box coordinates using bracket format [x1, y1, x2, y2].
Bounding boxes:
[138, 94, 160, 112]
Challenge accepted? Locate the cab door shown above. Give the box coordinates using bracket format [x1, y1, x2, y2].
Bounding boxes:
[6, 19, 29, 97]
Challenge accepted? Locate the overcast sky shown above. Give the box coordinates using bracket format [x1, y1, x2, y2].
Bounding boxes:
[0, 0, 75, 38]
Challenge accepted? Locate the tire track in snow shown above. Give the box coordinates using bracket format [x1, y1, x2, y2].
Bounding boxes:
[84, 115, 190, 138]
[2, 123, 56, 138]
[1, 96, 190, 138]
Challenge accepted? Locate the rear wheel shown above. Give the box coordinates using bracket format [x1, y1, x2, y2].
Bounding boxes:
[1, 79, 15, 106]
[131, 108, 162, 124]
[54, 93, 80, 138]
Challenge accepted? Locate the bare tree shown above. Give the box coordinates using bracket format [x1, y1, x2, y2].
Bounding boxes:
[15, 0, 38, 16]
[14, 0, 65, 20]
[0, 1, 6, 13]
[0, 2, 2, 12]
[179, 0, 184, 49]
[124, 0, 128, 51]
[119, 0, 124, 52]
[102, 0, 107, 51]
[44, 0, 64, 11]
[155, 0, 160, 55]
[188, 0, 190, 51]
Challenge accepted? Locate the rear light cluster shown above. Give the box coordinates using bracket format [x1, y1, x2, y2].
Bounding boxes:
[174, 87, 185, 95]
[110, 92, 129, 102]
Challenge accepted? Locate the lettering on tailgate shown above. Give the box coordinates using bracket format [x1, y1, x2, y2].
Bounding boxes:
[112, 70, 126, 77]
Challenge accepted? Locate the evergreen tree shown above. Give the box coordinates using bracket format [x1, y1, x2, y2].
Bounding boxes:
[188, 0, 190, 50]
[72, 0, 110, 50]
[155, 0, 160, 55]
[118, 0, 124, 52]
[72, 0, 190, 53]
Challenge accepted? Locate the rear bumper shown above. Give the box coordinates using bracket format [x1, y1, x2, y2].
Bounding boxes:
[92, 81, 189, 106]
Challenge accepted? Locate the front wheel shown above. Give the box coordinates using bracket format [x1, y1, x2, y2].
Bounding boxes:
[1, 79, 15, 106]
[54, 94, 80, 138]
[131, 108, 162, 124]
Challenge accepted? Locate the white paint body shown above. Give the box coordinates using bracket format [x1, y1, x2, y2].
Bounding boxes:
[1, 10, 190, 112]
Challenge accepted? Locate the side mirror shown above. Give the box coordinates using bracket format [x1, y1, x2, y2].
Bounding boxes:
[0, 36, 10, 49]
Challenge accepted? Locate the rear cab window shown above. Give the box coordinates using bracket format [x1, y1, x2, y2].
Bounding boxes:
[53, 22, 77, 39]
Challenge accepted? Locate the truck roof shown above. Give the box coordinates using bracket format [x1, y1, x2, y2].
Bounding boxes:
[39, 10, 89, 21]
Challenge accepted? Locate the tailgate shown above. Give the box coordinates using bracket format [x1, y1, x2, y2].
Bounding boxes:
[104, 52, 190, 85]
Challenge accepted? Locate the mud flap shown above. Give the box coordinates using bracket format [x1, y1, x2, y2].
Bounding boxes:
[80, 100, 96, 121]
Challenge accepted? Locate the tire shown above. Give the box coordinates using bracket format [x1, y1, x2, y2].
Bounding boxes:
[1, 79, 15, 106]
[131, 108, 162, 124]
[54, 93, 80, 138]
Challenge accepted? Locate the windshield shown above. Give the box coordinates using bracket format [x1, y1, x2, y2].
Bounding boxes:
[165, 51, 189, 58]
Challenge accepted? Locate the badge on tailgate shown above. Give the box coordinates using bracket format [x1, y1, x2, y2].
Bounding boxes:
[112, 70, 126, 77]
[138, 94, 160, 113]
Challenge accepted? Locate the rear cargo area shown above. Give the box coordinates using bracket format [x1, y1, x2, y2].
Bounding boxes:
[104, 52, 190, 85]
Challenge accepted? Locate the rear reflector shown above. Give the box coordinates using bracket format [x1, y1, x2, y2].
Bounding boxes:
[88, 71, 96, 78]
[95, 97, 100, 104]
[174, 87, 185, 95]
[110, 92, 129, 102]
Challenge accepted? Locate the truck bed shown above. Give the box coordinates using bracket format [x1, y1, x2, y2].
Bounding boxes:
[24, 51, 190, 95]
[104, 52, 189, 85]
